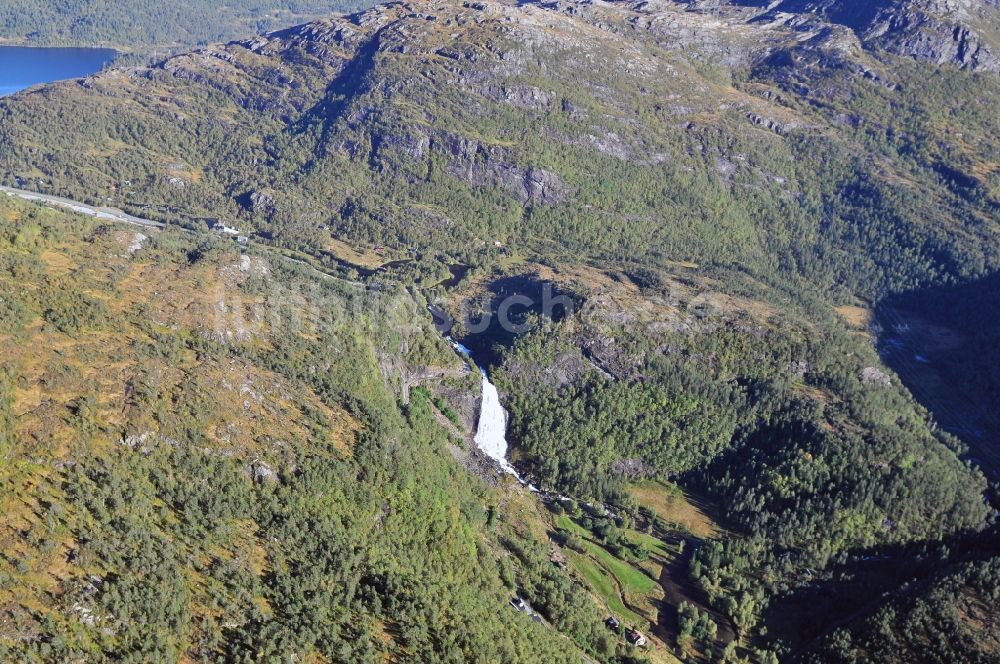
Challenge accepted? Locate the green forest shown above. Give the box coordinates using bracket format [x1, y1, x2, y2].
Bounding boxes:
[0, 0, 372, 49]
[487, 262, 995, 659]
[0, 196, 647, 662]
[0, 0, 998, 662]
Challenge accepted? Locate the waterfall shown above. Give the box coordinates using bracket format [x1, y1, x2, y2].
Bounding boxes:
[446, 337, 534, 487]
[474, 369, 518, 476]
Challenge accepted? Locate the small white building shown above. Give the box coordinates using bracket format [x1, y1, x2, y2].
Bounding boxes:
[209, 219, 244, 237]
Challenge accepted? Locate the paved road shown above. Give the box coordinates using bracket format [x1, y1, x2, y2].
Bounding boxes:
[1, 185, 166, 230]
[2, 186, 387, 295]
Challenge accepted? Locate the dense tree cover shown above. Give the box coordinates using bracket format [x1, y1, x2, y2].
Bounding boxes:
[490, 263, 992, 657]
[677, 601, 718, 650]
[804, 554, 1000, 664]
[0, 197, 624, 662]
[0, 0, 372, 49]
[0, 1, 997, 661]
[498, 325, 741, 496]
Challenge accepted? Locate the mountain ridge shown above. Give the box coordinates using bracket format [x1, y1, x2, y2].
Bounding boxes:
[2, 0, 997, 298]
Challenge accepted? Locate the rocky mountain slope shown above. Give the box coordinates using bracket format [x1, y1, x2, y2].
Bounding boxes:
[0, 0, 997, 299]
[767, 0, 1000, 71]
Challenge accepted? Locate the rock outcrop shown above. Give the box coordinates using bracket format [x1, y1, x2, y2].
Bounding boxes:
[766, 0, 1000, 72]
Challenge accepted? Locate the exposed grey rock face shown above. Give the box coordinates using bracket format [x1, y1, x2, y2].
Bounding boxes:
[374, 128, 431, 160]
[249, 459, 280, 484]
[611, 457, 655, 480]
[500, 84, 554, 110]
[522, 166, 572, 205]
[248, 190, 277, 215]
[441, 133, 573, 204]
[865, 6, 1000, 72]
[789, 360, 811, 378]
[127, 232, 148, 256]
[766, 0, 1000, 72]
[861, 366, 893, 386]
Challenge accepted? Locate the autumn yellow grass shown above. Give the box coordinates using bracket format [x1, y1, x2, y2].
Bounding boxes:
[627, 480, 720, 540]
[835, 304, 873, 329]
[325, 236, 387, 270]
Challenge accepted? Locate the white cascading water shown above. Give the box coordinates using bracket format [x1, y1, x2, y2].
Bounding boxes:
[447, 338, 532, 484]
[474, 369, 518, 476]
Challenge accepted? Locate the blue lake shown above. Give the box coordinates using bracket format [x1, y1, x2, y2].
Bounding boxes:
[0, 46, 116, 96]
